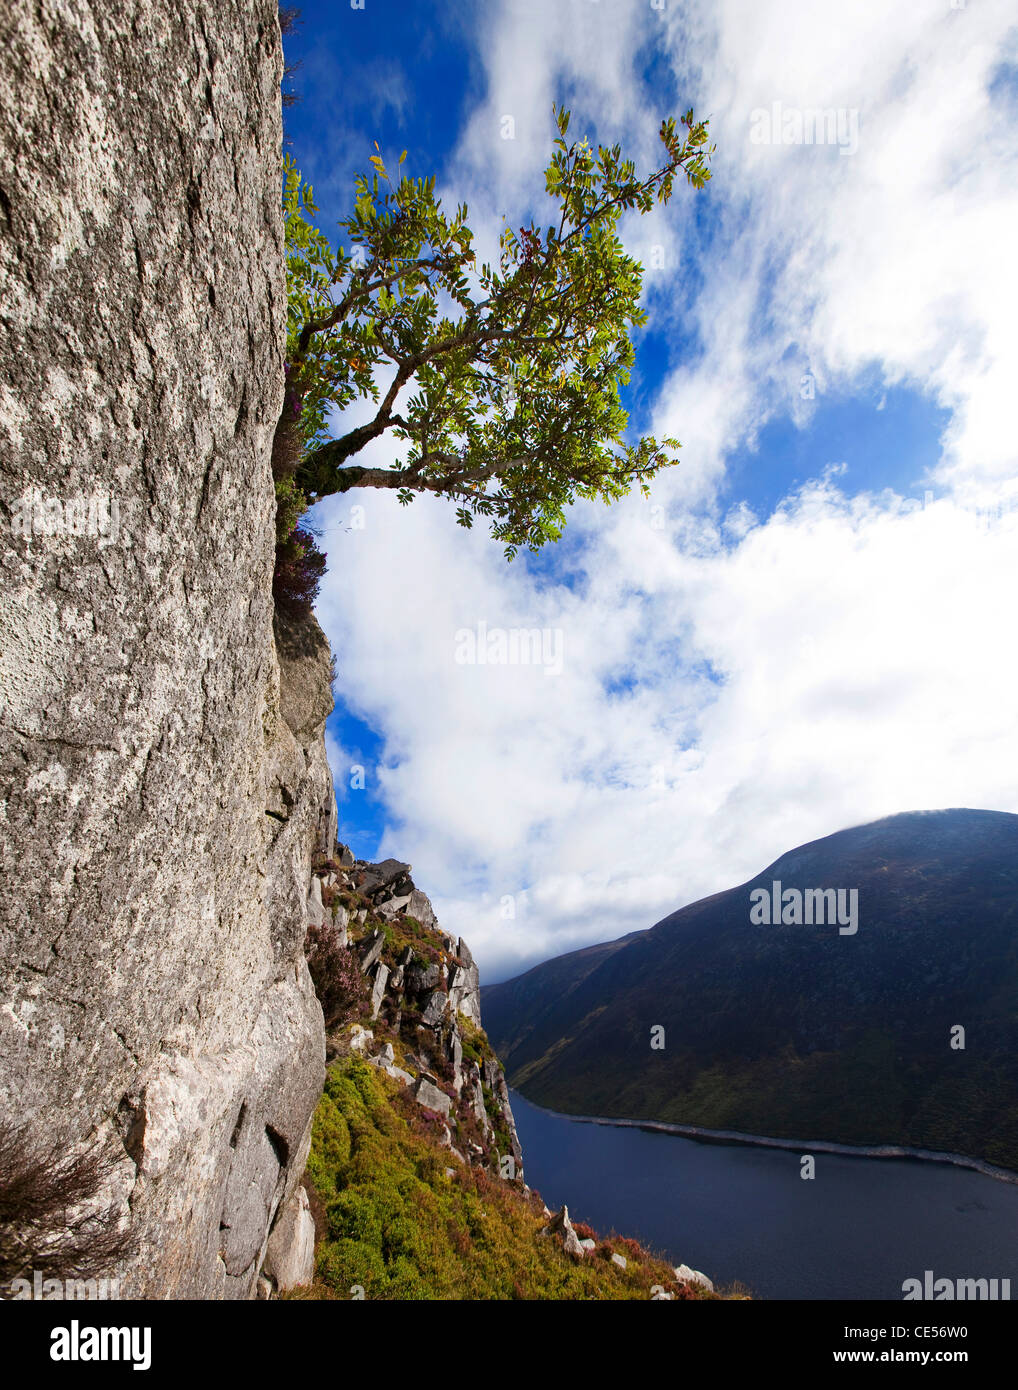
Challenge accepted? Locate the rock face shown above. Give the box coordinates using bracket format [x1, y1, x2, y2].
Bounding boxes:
[308, 853, 524, 1187]
[0, 2, 329, 1297]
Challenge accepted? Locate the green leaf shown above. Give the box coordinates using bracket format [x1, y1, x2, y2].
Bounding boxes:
[283, 106, 711, 556]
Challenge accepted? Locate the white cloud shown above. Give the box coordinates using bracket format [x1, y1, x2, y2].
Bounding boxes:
[663, 0, 1018, 502]
[314, 0, 1018, 983]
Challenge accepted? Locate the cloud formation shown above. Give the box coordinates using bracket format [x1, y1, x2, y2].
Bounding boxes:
[314, 0, 1018, 981]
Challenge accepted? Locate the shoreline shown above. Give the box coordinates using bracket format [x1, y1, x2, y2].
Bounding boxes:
[511, 1092, 1018, 1186]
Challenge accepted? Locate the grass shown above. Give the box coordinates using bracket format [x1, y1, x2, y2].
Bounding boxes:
[293, 1055, 747, 1301]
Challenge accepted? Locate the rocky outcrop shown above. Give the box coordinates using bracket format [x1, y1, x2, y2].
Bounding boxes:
[540, 1205, 584, 1260]
[0, 2, 328, 1297]
[303, 851, 524, 1188]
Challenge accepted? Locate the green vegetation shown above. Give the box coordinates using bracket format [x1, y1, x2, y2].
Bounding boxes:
[296, 863, 750, 1300]
[296, 1055, 738, 1301]
[273, 105, 713, 613]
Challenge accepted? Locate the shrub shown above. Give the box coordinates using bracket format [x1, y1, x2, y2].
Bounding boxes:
[273, 522, 327, 619]
[0, 1122, 135, 1295]
[327, 1190, 382, 1245]
[304, 921, 369, 1027]
[304, 1056, 736, 1301]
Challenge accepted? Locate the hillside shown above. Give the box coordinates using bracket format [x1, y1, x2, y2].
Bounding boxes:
[483, 809, 1018, 1171]
[287, 852, 735, 1301]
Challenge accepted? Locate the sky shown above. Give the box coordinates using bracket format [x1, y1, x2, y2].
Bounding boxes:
[281, 0, 1018, 983]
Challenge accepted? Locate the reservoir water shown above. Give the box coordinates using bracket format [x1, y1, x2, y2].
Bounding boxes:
[509, 1090, 1018, 1300]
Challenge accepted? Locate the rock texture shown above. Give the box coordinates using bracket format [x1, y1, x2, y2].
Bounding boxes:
[0, 2, 329, 1297]
[262, 1185, 316, 1293]
[306, 852, 524, 1188]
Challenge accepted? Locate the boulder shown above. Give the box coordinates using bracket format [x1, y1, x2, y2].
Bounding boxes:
[262, 1186, 315, 1292]
[675, 1264, 714, 1292]
[357, 859, 412, 900]
[307, 876, 326, 928]
[420, 990, 449, 1027]
[407, 889, 438, 929]
[407, 962, 442, 994]
[448, 1029, 464, 1092]
[369, 963, 389, 1021]
[448, 960, 481, 1023]
[414, 1077, 452, 1118]
[358, 929, 385, 975]
[541, 1205, 584, 1260]
[377, 893, 412, 920]
[470, 1075, 489, 1132]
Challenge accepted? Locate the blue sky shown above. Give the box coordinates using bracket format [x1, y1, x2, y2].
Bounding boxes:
[282, 0, 1018, 982]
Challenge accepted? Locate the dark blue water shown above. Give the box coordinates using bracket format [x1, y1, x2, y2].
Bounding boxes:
[510, 1091, 1018, 1300]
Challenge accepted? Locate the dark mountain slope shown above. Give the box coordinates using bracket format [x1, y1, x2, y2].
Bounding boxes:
[482, 810, 1018, 1170]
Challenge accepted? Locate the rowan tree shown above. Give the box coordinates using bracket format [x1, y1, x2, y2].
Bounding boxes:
[273, 106, 713, 610]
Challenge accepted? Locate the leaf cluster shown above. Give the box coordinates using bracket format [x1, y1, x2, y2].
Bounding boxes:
[282, 107, 714, 557]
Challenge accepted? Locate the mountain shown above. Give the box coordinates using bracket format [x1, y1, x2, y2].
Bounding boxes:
[482, 810, 1018, 1171]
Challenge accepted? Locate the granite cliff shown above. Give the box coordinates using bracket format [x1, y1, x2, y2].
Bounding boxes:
[0, 0, 328, 1298]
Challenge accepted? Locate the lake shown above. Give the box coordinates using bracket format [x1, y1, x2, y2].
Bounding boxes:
[509, 1090, 1018, 1300]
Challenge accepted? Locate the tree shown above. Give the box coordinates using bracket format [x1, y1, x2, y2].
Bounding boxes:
[273, 106, 713, 605]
